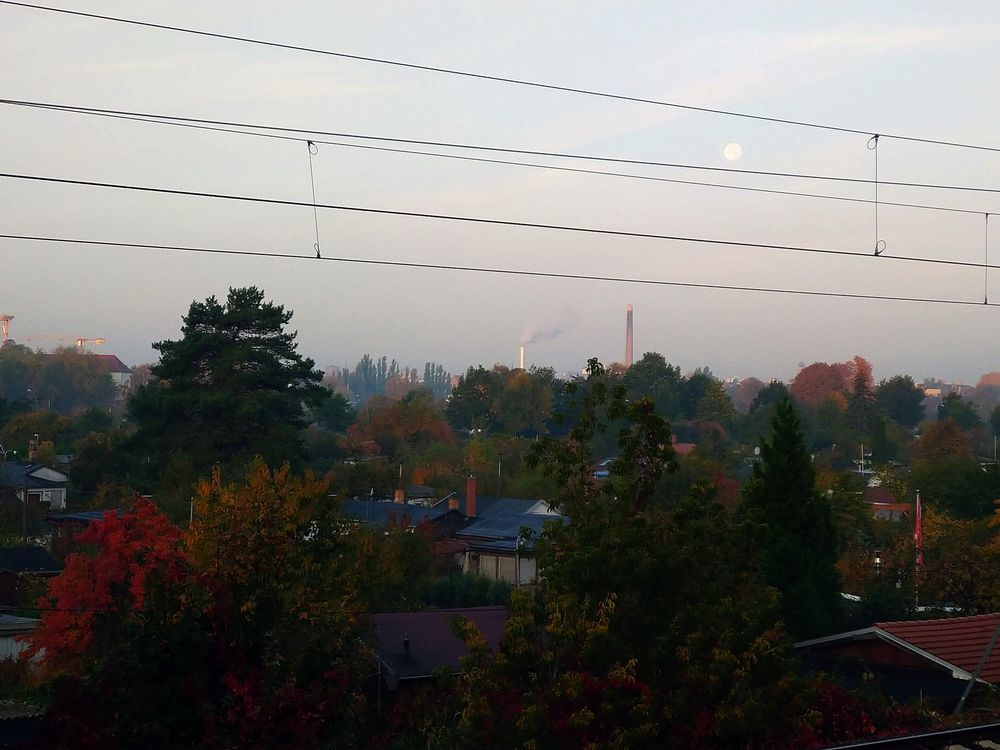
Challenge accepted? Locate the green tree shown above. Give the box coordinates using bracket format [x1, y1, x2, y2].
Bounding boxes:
[314, 390, 354, 432]
[445, 365, 500, 433]
[474, 361, 806, 747]
[622, 352, 683, 417]
[742, 398, 843, 640]
[874, 375, 925, 428]
[128, 287, 327, 485]
[911, 457, 1000, 520]
[38, 347, 115, 413]
[991, 404, 1000, 438]
[937, 392, 981, 429]
[750, 380, 790, 412]
[0, 343, 39, 407]
[493, 368, 553, 436]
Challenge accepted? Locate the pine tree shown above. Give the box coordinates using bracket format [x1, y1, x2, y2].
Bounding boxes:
[129, 287, 327, 485]
[743, 398, 842, 640]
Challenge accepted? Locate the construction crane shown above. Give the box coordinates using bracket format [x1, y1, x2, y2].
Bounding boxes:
[20, 334, 106, 350]
[75, 338, 106, 349]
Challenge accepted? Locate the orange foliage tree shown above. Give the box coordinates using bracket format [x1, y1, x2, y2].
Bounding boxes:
[27, 464, 372, 748]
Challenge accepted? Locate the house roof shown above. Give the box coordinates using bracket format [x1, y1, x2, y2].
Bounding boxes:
[878, 614, 1000, 683]
[47, 510, 119, 524]
[339, 499, 455, 528]
[796, 613, 1000, 684]
[93, 354, 130, 373]
[457, 512, 565, 543]
[473, 496, 557, 518]
[0, 614, 40, 636]
[368, 606, 508, 681]
[0, 546, 60, 574]
[0, 463, 69, 489]
[865, 486, 902, 505]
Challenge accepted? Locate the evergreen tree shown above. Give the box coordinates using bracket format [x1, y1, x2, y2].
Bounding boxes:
[743, 398, 842, 640]
[129, 287, 327, 487]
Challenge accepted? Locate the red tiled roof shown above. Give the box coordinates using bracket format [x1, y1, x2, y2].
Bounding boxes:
[673, 442, 696, 456]
[878, 613, 1000, 682]
[865, 486, 900, 504]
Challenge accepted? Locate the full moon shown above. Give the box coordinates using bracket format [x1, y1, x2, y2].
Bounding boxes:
[724, 142, 742, 161]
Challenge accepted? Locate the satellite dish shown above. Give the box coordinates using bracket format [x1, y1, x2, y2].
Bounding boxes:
[754, 446, 761, 456]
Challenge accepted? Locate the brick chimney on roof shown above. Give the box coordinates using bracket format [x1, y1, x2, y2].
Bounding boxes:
[466, 475, 477, 517]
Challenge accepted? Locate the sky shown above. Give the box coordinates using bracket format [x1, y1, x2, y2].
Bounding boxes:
[2, 1, 1000, 384]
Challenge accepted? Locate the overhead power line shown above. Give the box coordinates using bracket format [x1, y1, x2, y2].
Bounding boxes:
[2, 99, 993, 217]
[3, 233, 995, 309]
[1, 171, 996, 271]
[3, 1, 999, 154]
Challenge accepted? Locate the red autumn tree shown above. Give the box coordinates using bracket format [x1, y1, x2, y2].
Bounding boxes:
[790, 356, 873, 408]
[26, 499, 186, 673]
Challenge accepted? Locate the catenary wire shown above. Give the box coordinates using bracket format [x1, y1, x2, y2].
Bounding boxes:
[2, 233, 996, 308]
[3, 98, 998, 196]
[2, 1, 999, 154]
[2, 171, 998, 271]
[1, 99, 992, 217]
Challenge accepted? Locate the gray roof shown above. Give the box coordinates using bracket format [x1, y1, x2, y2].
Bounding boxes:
[474, 496, 543, 518]
[48, 510, 119, 524]
[0, 462, 69, 489]
[340, 500, 454, 528]
[369, 606, 507, 682]
[0, 614, 40, 636]
[457, 512, 565, 543]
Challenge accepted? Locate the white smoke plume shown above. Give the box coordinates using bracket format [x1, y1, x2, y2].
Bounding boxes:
[520, 322, 565, 346]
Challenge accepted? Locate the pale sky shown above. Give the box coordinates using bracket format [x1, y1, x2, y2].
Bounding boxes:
[3, 2, 1000, 384]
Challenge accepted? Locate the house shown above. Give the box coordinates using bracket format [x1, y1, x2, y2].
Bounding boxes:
[93, 354, 131, 389]
[0, 613, 39, 661]
[0, 462, 70, 511]
[368, 606, 507, 691]
[0, 547, 61, 608]
[455, 512, 565, 586]
[864, 486, 912, 522]
[795, 613, 1000, 705]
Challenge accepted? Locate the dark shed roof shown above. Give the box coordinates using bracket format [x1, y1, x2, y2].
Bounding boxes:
[369, 606, 507, 682]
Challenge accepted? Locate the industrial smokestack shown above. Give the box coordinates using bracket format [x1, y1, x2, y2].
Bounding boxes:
[519, 345, 525, 370]
[625, 304, 634, 367]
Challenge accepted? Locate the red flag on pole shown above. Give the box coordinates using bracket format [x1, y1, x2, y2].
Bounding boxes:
[914, 491, 923, 568]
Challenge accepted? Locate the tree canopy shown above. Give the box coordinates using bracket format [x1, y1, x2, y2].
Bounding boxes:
[129, 287, 327, 485]
[742, 398, 843, 640]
